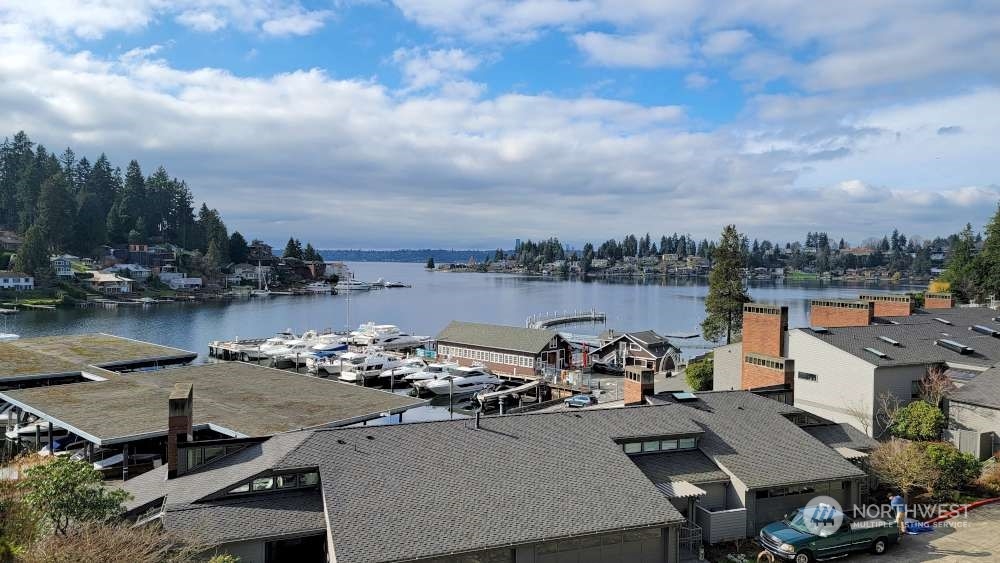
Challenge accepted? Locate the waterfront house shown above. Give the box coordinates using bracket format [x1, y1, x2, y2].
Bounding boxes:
[117, 389, 868, 562]
[103, 263, 152, 281]
[594, 330, 680, 373]
[712, 296, 1000, 458]
[50, 254, 79, 278]
[167, 276, 203, 291]
[83, 271, 134, 294]
[0, 231, 22, 252]
[435, 321, 572, 376]
[0, 271, 33, 291]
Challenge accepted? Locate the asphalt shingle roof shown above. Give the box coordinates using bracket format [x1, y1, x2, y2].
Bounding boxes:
[803, 423, 878, 452]
[163, 490, 326, 545]
[648, 392, 865, 489]
[794, 308, 1000, 368]
[631, 450, 730, 484]
[435, 321, 559, 354]
[948, 366, 1000, 409]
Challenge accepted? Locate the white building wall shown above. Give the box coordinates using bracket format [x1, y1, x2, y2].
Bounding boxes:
[787, 330, 878, 436]
[712, 343, 742, 391]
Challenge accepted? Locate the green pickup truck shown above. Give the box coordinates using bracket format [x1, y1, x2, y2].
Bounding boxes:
[759, 507, 899, 562]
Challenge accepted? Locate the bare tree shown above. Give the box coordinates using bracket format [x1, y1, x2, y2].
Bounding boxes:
[874, 392, 902, 438]
[845, 400, 872, 436]
[870, 439, 941, 500]
[919, 365, 955, 408]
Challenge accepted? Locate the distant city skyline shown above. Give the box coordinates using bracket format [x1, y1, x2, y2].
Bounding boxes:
[1, 2, 998, 248]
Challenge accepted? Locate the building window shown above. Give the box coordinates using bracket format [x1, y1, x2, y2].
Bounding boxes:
[623, 437, 697, 455]
[301, 472, 319, 486]
[252, 477, 274, 491]
[678, 438, 696, 450]
[642, 440, 659, 452]
[228, 483, 250, 493]
[277, 474, 298, 489]
[660, 439, 678, 451]
[911, 380, 922, 399]
[623, 443, 642, 454]
[797, 372, 818, 382]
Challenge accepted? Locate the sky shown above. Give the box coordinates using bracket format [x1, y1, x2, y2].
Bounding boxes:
[1, 1, 999, 249]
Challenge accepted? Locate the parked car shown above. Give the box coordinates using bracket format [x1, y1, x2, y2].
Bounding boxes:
[564, 394, 598, 408]
[758, 506, 899, 563]
[590, 361, 623, 376]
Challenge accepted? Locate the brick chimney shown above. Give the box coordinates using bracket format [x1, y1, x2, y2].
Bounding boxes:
[924, 292, 955, 309]
[167, 383, 193, 479]
[809, 299, 873, 328]
[624, 366, 654, 406]
[859, 293, 913, 317]
[742, 304, 788, 357]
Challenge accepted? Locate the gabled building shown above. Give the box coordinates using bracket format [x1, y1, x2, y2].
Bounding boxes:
[0, 271, 33, 291]
[435, 321, 572, 376]
[594, 330, 680, 373]
[120, 390, 867, 562]
[50, 254, 78, 278]
[83, 272, 133, 294]
[103, 263, 152, 281]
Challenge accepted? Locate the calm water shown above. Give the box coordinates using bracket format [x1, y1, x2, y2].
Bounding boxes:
[7, 262, 919, 359]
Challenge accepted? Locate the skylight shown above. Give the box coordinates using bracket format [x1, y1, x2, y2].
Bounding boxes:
[972, 325, 1000, 337]
[878, 336, 901, 346]
[936, 339, 974, 355]
[809, 326, 829, 334]
[934, 318, 952, 325]
[864, 347, 888, 358]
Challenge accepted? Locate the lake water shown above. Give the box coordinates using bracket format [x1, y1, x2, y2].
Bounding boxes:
[7, 261, 920, 359]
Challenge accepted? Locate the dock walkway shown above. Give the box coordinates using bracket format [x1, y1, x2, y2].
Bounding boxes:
[526, 309, 606, 329]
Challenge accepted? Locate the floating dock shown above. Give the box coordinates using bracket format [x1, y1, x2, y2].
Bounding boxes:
[526, 309, 606, 329]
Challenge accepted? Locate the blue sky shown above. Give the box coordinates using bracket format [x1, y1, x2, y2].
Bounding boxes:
[1, 1, 998, 248]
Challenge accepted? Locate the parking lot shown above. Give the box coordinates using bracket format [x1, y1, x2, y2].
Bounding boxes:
[851, 504, 1000, 562]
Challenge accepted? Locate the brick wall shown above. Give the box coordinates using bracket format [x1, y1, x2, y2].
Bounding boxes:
[810, 301, 873, 328]
[741, 357, 794, 390]
[167, 383, 193, 479]
[742, 304, 788, 357]
[624, 366, 654, 406]
[870, 300, 913, 317]
[925, 294, 955, 309]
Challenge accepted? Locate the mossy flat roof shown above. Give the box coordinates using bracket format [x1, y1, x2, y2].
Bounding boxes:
[1, 362, 426, 444]
[0, 333, 196, 381]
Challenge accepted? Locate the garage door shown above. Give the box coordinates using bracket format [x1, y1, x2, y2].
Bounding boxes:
[533, 528, 664, 563]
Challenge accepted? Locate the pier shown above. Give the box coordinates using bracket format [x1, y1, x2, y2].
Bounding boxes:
[526, 309, 606, 329]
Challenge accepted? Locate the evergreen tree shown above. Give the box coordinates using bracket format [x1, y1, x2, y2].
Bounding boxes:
[975, 203, 1000, 299]
[943, 223, 978, 302]
[426, 256, 435, 269]
[229, 231, 249, 264]
[304, 243, 320, 262]
[283, 237, 303, 259]
[73, 191, 107, 253]
[35, 172, 76, 251]
[14, 225, 51, 277]
[701, 225, 752, 344]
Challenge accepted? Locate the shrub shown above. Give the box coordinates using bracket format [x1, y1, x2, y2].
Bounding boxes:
[870, 439, 941, 497]
[891, 400, 945, 441]
[18, 457, 129, 535]
[685, 355, 713, 391]
[18, 523, 201, 563]
[923, 442, 982, 492]
[209, 554, 241, 563]
[975, 462, 1000, 494]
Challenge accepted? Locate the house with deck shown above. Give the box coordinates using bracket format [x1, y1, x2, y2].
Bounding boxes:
[0, 271, 33, 291]
[594, 330, 680, 373]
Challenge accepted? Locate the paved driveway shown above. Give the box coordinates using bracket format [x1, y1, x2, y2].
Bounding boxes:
[852, 504, 1000, 562]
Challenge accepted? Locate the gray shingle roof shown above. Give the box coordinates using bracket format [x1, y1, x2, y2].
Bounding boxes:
[648, 392, 864, 488]
[279, 408, 695, 563]
[803, 423, 878, 452]
[631, 450, 730, 484]
[948, 366, 1000, 409]
[793, 308, 1000, 368]
[435, 321, 559, 354]
[124, 431, 313, 511]
[163, 490, 326, 545]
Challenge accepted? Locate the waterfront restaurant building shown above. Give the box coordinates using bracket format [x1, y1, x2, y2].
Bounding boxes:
[435, 321, 572, 376]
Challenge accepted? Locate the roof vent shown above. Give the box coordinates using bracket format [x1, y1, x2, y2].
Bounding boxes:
[971, 325, 1000, 337]
[672, 391, 698, 402]
[336, 439, 347, 445]
[936, 339, 974, 355]
[934, 318, 952, 325]
[863, 347, 888, 359]
[365, 435, 375, 440]
[809, 326, 829, 334]
[878, 336, 901, 347]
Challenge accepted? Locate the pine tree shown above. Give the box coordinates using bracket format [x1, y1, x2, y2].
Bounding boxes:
[283, 237, 303, 259]
[426, 256, 435, 269]
[975, 203, 1000, 300]
[14, 225, 51, 277]
[35, 172, 76, 251]
[943, 223, 978, 302]
[701, 225, 752, 344]
[229, 231, 249, 264]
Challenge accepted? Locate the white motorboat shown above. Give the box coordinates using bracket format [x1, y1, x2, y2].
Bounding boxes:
[384, 281, 410, 288]
[266, 331, 321, 367]
[304, 281, 333, 293]
[5, 421, 68, 443]
[377, 357, 426, 383]
[338, 352, 405, 384]
[256, 329, 298, 356]
[312, 333, 347, 352]
[336, 279, 371, 292]
[349, 323, 400, 345]
[421, 366, 502, 396]
[403, 362, 459, 387]
[369, 332, 424, 350]
[0, 333, 18, 342]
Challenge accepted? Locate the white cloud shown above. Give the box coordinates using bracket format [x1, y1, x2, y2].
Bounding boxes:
[573, 32, 688, 68]
[684, 72, 714, 90]
[700, 29, 751, 57]
[176, 10, 226, 32]
[392, 47, 482, 94]
[261, 9, 332, 37]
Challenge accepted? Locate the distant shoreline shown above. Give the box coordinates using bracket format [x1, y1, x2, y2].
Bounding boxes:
[320, 249, 500, 263]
